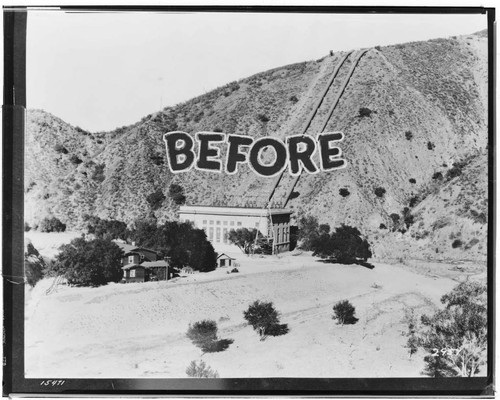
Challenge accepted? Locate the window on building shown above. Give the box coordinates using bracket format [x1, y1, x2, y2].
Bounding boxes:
[230, 221, 235, 226]
[203, 220, 207, 225]
[216, 220, 221, 225]
[216, 227, 221, 242]
[209, 220, 214, 225]
[223, 221, 228, 226]
[223, 228, 228, 244]
[237, 221, 242, 227]
[255, 222, 259, 228]
[128, 255, 134, 264]
[130, 270, 136, 278]
[209, 227, 214, 241]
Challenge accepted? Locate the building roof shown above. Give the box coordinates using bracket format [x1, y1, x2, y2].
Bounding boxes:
[179, 205, 292, 217]
[114, 241, 158, 255]
[217, 253, 236, 260]
[121, 260, 169, 270]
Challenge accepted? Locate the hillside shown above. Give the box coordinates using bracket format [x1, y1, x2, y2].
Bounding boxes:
[24, 30, 489, 262]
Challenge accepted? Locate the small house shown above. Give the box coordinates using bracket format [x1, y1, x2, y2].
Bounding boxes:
[115, 242, 172, 283]
[216, 253, 236, 268]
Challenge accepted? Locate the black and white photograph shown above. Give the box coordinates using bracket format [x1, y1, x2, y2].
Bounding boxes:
[4, 4, 494, 395]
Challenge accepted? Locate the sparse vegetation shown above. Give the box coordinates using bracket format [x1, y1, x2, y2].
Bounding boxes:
[332, 300, 358, 325]
[186, 360, 219, 378]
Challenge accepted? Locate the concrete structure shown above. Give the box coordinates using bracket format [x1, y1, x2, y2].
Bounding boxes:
[178, 205, 292, 253]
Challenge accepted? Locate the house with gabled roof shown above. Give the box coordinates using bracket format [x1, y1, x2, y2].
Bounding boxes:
[114, 241, 173, 283]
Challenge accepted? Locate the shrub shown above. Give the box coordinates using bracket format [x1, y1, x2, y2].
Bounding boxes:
[409, 178, 416, 184]
[379, 223, 387, 230]
[427, 141, 435, 150]
[243, 300, 288, 340]
[24, 222, 31, 232]
[91, 163, 106, 183]
[418, 282, 487, 377]
[146, 190, 166, 210]
[289, 95, 299, 103]
[332, 300, 358, 325]
[186, 360, 219, 378]
[187, 320, 216, 348]
[52, 237, 123, 287]
[24, 243, 45, 287]
[452, 239, 463, 248]
[446, 162, 464, 180]
[213, 127, 223, 133]
[339, 188, 350, 197]
[405, 131, 413, 140]
[403, 308, 419, 357]
[168, 183, 186, 205]
[409, 196, 419, 207]
[297, 215, 320, 251]
[39, 217, 66, 233]
[375, 45, 382, 51]
[69, 154, 83, 165]
[54, 144, 68, 154]
[358, 107, 373, 118]
[432, 171, 443, 180]
[374, 187, 386, 198]
[231, 268, 239, 273]
[257, 114, 270, 123]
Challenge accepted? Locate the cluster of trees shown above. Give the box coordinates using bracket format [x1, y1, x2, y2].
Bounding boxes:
[38, 217, 216, 287]
[38, 217, 66, 233]
[297, 216, 372, 264]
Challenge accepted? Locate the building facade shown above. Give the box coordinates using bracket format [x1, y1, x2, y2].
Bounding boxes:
[178, 205, 292, 253]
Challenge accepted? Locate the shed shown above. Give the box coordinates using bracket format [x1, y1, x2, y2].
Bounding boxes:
[216, 253, 236, 268]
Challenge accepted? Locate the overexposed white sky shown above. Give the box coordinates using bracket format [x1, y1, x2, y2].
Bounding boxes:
[27, 10, 487, 132]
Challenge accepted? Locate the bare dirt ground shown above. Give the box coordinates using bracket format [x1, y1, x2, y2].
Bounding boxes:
[24, 235, 486, 379]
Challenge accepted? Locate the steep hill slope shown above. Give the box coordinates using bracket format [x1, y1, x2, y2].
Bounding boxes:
[25, 31, 489, 262]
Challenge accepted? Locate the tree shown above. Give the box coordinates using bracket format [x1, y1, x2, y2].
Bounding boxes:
[374, 187, 386, 198]
[332, 300, 358, 325]
[228, 228, 261, 255]
[311, 224, 372, 264]
[53, 237, 124, 287]
[130, 220, 217, 272]
[84, 215, 128, 240]
[339, 188, 350, 197]
[168, 183, 186, 205]
[243, 300, 288, 340]
[186, 360, 219, 378]
[39, 217, 66, 232]
[297, 215, 320, 251]
[417, 281, 487, 377]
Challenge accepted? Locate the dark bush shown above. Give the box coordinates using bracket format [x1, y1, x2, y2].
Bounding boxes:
[374, 187, 386, 198]
[332, 300, 358, 325]
[409, 196, 419, 207]
[52, 237, 123, 287]
[24, 222, 31, 232]
[358, 107, 373, 118]
[409, 178, 416, 184]
[257, 114, 270, 123]
[243, 300, 288, 340]
[446, 162, 465, 180]
[168, 184, 186, 205]
[319, 224, 330, 235]
[379, 223, 387, 229]
[91, 163, 106, 183]
[339, 188, 350, 197]
[146, 190, 166, 210]
[289, 95, 299, 103]
[69, 154, 83, 165]
[39, 217, 66, 232]
[213, 127, 223, 133]
[311, 224, 372, 264]
[231, 268, 239, 273]
[452, 239, 463, 248]
[405, 131, 413, 140]
[297, 215, 320, 251]
[186, 320, 219, 352]
[24, 242, 45, 287]
[427, 141, 435, 150]
[54, 144, 68, 154]
[432, 171, 443, 180]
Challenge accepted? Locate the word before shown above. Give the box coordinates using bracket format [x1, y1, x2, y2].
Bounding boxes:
[163, 131, 346, 177]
